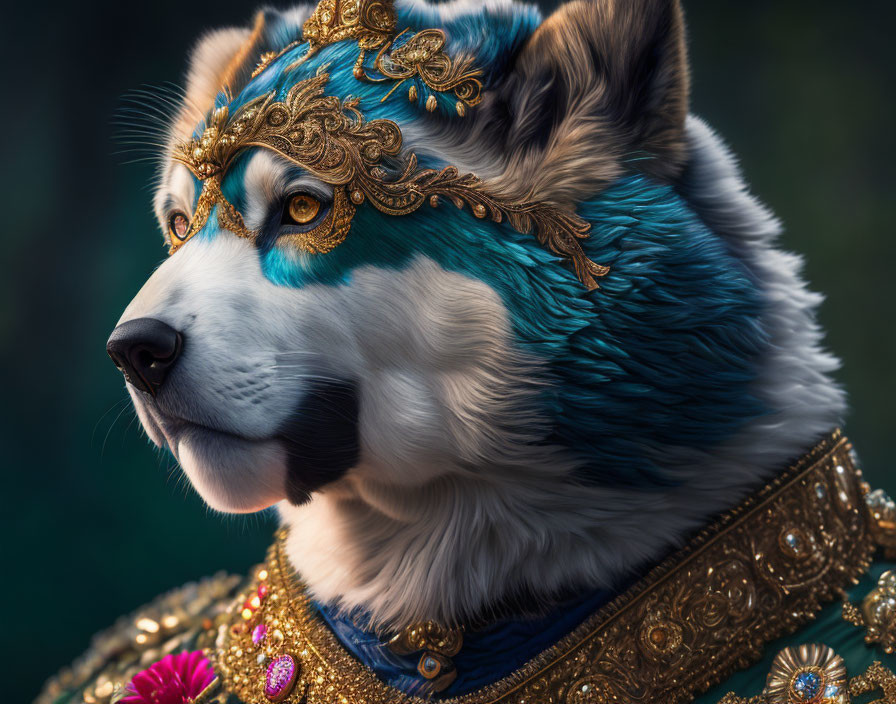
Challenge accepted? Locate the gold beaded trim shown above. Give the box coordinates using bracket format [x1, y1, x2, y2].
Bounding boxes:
[212, 430, 885, 704]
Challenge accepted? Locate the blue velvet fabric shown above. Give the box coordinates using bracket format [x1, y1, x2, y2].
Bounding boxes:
[312, 586, 615, 698]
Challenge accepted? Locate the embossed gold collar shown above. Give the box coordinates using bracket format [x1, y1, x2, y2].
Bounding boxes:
[205, 430, 892, 704]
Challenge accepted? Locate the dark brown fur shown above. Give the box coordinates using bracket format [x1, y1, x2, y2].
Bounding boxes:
[484, 0, 691, 207]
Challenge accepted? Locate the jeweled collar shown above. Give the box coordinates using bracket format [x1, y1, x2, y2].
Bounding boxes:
[208, 431, 895, 703]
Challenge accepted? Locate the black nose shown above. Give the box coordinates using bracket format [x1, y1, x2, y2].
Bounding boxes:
[107, 318, 183, 395]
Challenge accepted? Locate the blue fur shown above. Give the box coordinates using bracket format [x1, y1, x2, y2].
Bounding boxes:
[399, 1, 542, 88]
[187, 5, 768, 489]
[255, 175, 766, 487]
[223, 1, 541, 120]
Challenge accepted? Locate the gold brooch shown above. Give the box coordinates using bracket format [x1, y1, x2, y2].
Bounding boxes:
[387, 622, 463, 692]
[297, 0, 483, 116]
[172, 69, 609, 288]
[718, 643, 896, 704]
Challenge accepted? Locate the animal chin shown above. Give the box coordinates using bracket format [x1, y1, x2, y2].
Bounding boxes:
[134, 379, 361, 512]
[174, 423, 289, 514]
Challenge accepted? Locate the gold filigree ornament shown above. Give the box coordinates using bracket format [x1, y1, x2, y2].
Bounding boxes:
[718, 643, 896, 704]
[294, 0, 483, 116]
[842, 569, 896, 654]
[302, 0, 397, 58]
[171, 70, 609, 289]
[354, 27, 483, 116]
[841, 484, 896, 652]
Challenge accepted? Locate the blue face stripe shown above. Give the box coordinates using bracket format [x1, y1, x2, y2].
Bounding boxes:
[253, 175, 766, 487]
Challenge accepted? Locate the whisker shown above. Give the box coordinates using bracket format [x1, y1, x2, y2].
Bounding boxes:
[101, 403, 133, 458]
[91, 395, 132, 449]
[116, 155, 165, 166]
[117, 94, 178, 122]
[112, 140, 172, 150]
[129, 86, 184, 110]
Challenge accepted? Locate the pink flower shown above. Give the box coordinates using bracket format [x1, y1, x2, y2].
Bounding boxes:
[122, 651, 215, 704]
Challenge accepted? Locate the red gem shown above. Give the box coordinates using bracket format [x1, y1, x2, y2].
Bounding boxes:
[258, 583, 270, 600]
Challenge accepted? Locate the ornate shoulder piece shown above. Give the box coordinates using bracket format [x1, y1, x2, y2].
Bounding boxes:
[171, 70, 609, 289]
[297, 0, 483, 116]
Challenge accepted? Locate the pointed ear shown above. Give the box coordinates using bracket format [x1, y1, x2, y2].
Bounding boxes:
[486, 0, 689, 207]
[170, 15, 263, 140]
[172, 7, 315, 141]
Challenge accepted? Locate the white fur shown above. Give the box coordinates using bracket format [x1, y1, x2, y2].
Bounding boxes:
[122, 116, 846, 630]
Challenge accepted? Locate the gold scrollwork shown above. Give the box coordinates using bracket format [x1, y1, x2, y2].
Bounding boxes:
[296, 0, 483, 115]
[302, 0, 397, 56]
[173, 70, 609, 289]
[355, 27, 483, 116]
[387, 621, 463, 658]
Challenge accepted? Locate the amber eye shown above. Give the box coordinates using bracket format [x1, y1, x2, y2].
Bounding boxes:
[285, 193, 321, 225]
[168, 211, 190, 241]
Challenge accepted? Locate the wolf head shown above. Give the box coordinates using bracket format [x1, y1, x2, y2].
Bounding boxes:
[110, 0, 845, 628]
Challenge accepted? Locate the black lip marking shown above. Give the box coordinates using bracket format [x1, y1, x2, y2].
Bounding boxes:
[278, 380, 360, 505]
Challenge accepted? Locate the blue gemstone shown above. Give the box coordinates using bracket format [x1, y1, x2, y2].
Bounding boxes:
[792, 671, 822, 700]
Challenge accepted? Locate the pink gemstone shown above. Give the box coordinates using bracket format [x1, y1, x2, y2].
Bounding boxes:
[265, 654, 297, 702]
[252, 623, 268, 645]
[258, 582, 270, 600]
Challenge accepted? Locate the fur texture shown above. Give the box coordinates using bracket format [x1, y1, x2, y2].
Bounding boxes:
[489, 0, 690, 205]
[114, 0, 846, 632]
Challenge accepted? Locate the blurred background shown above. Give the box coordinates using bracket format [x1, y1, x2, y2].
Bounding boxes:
[0, 0, 893, 699]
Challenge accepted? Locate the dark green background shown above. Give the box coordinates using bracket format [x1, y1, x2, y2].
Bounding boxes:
[1, 1, 893, 700]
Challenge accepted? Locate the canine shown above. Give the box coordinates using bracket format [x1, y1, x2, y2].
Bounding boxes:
[40, 1, 892, 703]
